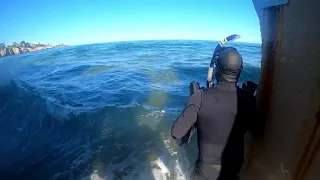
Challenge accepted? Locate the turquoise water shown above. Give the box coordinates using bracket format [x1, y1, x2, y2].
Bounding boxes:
[0, 40, 261, 180]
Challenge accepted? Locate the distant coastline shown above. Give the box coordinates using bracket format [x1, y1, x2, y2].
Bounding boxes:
[0, 41, 67, 58]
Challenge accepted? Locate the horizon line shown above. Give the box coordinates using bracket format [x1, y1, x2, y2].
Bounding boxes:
[67, 38, 262, 46]
[3, 38, 262, 47]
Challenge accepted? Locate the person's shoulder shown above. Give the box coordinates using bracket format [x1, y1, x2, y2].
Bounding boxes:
[237, 87, 250, 95]
[188, 89, 203, 107]
[237, 86, 256, 103]
[239, 81, 258, 96]
[202, 86, 218, 92]
[191, 88, 203, 97]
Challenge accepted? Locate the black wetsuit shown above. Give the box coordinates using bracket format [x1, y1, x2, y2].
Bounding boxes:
[171, 82, 258, 180]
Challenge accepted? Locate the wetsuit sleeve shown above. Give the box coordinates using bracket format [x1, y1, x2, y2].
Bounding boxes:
[247, 94, 262, 138]
[171, 90, 202, 139]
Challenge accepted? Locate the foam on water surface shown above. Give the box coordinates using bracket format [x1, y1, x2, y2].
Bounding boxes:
[0, 40, 261, 179]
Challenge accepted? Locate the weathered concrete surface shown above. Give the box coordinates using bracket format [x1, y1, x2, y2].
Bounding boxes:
[302, 113, 320, 180]
[244, 0, 320, 179]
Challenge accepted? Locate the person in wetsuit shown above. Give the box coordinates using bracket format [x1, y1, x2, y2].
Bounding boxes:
[171, 47, 258, 180]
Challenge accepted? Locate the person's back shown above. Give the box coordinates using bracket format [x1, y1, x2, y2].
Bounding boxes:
[218, 85, 257, 180]
[197, 83, 238, 165]
[171, 47, 257, 180]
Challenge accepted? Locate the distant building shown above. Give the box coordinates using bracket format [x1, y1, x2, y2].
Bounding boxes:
[12, 42, 19, 47]
[0, 43, 5, 49]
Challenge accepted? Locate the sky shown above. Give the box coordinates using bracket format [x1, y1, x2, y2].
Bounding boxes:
[0, 0, 261, 45]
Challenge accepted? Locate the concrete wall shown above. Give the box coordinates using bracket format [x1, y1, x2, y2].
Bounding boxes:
[243, 0, 320, 179]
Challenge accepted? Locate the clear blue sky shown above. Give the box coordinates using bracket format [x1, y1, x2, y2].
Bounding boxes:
[0, 0, 261, 45]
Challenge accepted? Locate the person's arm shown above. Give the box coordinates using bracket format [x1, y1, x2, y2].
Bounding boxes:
[248, 96, 263, 138]
[171, 90, 202, 139]
[242, 81, 263, 138]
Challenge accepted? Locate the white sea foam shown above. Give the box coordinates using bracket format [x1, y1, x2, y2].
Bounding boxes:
[79, 131, 191, 180]
[45, 99, 72, 121]
[1, 41, 260, 179]
[137, 109, 166, 130]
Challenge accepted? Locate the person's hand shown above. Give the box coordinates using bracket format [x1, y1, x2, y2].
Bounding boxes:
[190, 81, 200, 95]
[242, 81, 258, 95]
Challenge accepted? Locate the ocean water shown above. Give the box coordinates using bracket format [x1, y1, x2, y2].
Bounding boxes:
[0, 40, 261, 180]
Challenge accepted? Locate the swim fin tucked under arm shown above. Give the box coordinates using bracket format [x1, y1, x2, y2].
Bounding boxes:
[180, 125, 196, 146]
[180, 81, 200, 146]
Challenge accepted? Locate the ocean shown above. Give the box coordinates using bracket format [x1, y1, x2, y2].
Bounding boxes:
[0, 40, 261, 180]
